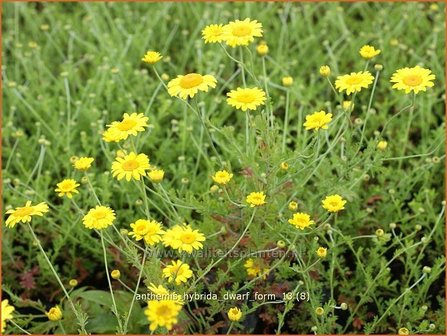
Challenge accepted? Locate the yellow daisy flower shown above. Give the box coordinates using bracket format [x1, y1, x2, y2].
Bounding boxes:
[82, 205, 115, 230]
[55, 179, 80, 199]
[288, 212, 315, 230]
[244, 258, 269, 279]
[5, 201, 49, 228]
[390, 66, 435, 94]
[222, 18, 263, 47]
[335, 71, 374, 95]
[303, 111, 333, 131]
[202, 24, 225, 43]
[105, 113, 149, 142]
[322, 194, 347, 212]
[162, 260, 193, 285]
[46, 306, 62, 321]
[211, 170, 233, 185]
[1, 300, 15, 333]
[226, 87, 266, 111]
[162, 225, 182, 248]
[73, 157, 94, 171]
[359, 45, 381, 59]
[246, 191, 267, 207]
[128, 219, 165, 246]
[316, 247, 327, 258]
[145, 299, 182, 331]
[227, 307, 243, 322]
[167, 73, 217, 99]
[148, 283, 184, 305]
[111, 152, 150, 181]
[148, 169, 165, 183]
[172, 225, 206, 254]
[142, 51, 163, 64]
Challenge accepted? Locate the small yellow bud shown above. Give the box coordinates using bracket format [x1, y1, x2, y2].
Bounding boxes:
[280, 162, 289, 170]
[282, 76, 294, 87]
[256, 43, 269, 56]
[319, 65, 331, 77]
[288, 201, 298, 211]
[111, 270, 121, 279]
[227, 307, 243, 321]
[46, 306, 63, 321]
[315, 307, 324, 315]
[277, 240, 286, 248]
[316, 247, 327, 258]
[398, 327, 409, 335]
[377, 140, 388, 150]
[69, 279, 78, 287]
[148, 169, 165, 183]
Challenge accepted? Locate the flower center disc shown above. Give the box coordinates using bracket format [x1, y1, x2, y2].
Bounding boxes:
[92, 209, 107, 219]
[156, 305, 171, 316]
[237, 93, 255, 103]
[180, 233, 196, 244]
[345, 76, 363, 85]
[180, 73, 203, 89]
[14, 207, 33, 217]
[117, 119, 137, 131]
[232, 25, 251, 37]
[122, 159, 139, 171]
[403, 75, 423, 87]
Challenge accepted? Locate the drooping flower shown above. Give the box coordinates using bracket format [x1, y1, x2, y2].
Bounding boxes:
[303, 111, 333, 131]
[335, 71, 374, 95]
[46, 306, 62, 321]
[142, 51, 163, 64]
[82, 206, 115, 230]
[322, 194, 347, 212]
[1, 300, 14, 333]
[103, 113, 149, 142]
[222, 18, 263, 47]
[390, 66, 435, 94]
[288, 212, 315, 230]
[211, 170, 233, 185]
[55, 179, 80, 199]
[145, 299, 182, 331]
[244, 258, 269, 279]
[128, 219, 165, 246]
[111, 152, 150, 181]
[202, 24, 225, 43]
[5, 201, 49, 228]
[226, 87, 266, 111]
[167, 73, 217, 99]
[227, 307, 243, 321]
[73, 157, 94, 171]
[246, 191, 267, 207]
[162, 260, 193, 285]
[359, 45, 381, 59]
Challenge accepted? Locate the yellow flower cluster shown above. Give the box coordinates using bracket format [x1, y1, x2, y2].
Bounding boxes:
[202, 18, 263, 47]
[244, 258, 270, 280]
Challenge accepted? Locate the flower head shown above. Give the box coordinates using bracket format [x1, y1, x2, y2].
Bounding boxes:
[322, 194, 347, 212]
[246, 191, 267, 207]
[5, 201, 49, 228]
[228, 307, 243, 321]
[46, 306, 62, 321]
[162, 224, 205, 253]
[288, 201, 298, 211]
[162, 260, 193, 285]
[359, 45, 381, 59]
[148, 283, 184, 305]
[398, 328, 409, 335]
[280, 162, 289, 170]
[112, 152, 150, 181]
[69, 279, 78, 287]
[256, 42, 269, 56]
[104, 113, 149, 142]
[377, 140, 388, 150]
[288, 212, 315, 230]
[128, 219, 165, 246]
[82, 206, 115, 230]
[111, 270, 121, 279]
[148, 169, 165, 183]
[1, 300, 14, 333]
[55, 179, 80, 199]
[211, 170, 233, 185]
[244, 258, 269, 279]
[227, 87, 266, 111]
[73, 157, 94, 171]
[316, 247, 327, 258]
[319, 65, 331, 77]
[222, 18, 263, 47]
[390, 66, 435, 94]
[202, 24, 225, 43]
[282, 76, 293, 87]
[303, 111, 332, 131]
[167, 73, 217, 99]
[145, 299, 182, 331]
[142, 51, 163, 64]
[335, 71, 374, 95]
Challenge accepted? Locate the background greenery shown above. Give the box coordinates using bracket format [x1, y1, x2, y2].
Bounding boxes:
[2, 1, 446, 335]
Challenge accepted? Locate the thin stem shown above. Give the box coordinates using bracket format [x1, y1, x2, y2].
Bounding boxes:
[282, 89, 290, 153]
